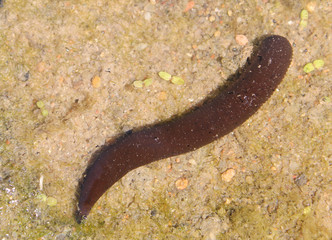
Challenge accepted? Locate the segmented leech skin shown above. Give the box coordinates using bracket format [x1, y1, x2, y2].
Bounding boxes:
[76, 35, 292, 223]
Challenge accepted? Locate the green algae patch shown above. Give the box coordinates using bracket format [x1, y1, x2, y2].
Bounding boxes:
[313, 59, 324, 69]
[221, 205, 270, 239]
[303, 59, 325, 73]
[158, 71, 172, 81]
[133, 80, 144, 88]
[36, 101, 45, 109]
[171, 76, 185, 85]
[133, 78, 153, 88]
[143, 78, 153, 87]
[303, 63, 315, 73]
[300, 9, 309, 20]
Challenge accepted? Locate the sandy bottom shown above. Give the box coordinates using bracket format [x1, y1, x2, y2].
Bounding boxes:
[0, 0, 331, 239]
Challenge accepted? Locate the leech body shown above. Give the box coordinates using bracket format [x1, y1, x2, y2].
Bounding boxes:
[77, 35, 292, 222]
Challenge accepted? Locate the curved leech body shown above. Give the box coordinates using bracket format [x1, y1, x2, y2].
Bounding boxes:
[76, 35, 292, 222]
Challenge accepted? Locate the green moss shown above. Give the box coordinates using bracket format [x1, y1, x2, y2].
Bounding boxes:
[224, 205, 270, 239]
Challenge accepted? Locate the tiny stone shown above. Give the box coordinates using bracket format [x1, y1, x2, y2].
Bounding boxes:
[158, 91, 167, 100]
[188, 159, 197, 165]
[16, 64, 30, 82]
[294, 173, 307, 186]
[225, 198, 232, 204]
[221, 169, 236, 182]
[303, 206, 311, 215]
[209, 15, 216, 22]
[175, 177, 188, 190]
[235, 35, 248, 46]
[37, 62, 46, 72]
[151, 209, 157, 216]
[214, 31, 221, 38]
[144, 12, 151, 21]
[24, 71, 30, 81]
[245, 176, 254, 184]
[306, 2, 316, 12]
[91, 76, 101, 88]
[137, 43, 148, 50]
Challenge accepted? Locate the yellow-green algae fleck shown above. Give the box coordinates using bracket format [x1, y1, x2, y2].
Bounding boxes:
[36, 100, 45, 109]
[313, 59, 324, 69]
[171, 76, 185, 85]
[303, 62, 315, 73]
[41, 109, 49, 117]
[300, 9, 308, 20]
[133, 80, 144, 88]
[158, 71, 172, 81]
[143, 78, 153, 87]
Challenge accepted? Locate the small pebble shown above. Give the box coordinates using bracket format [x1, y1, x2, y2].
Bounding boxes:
[144, 12, 151, 21]
[188, 159, 197, 165]
[209, 15, 216, 22]
[214, 30, 221, 38]
[303, 206, 311, 215]
[306, 2, 316, 12]
[91, 76, 101, 88]
[294, 174, 307, 187]
[245, 176, 254, 184]
[175, 177, 188, 190]
[137, 43, 148, 51]
[225, 198, 232, 204]
[235, 35, 248, 46]
[158, 91, 167, 100]
[16, 64, 30, 82]
[37, 62, 46, 72]
[221, 168, 236, 182]
[184, 1, 195, 12]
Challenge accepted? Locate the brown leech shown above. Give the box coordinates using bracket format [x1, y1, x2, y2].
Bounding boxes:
[76, 35, 292, 223]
